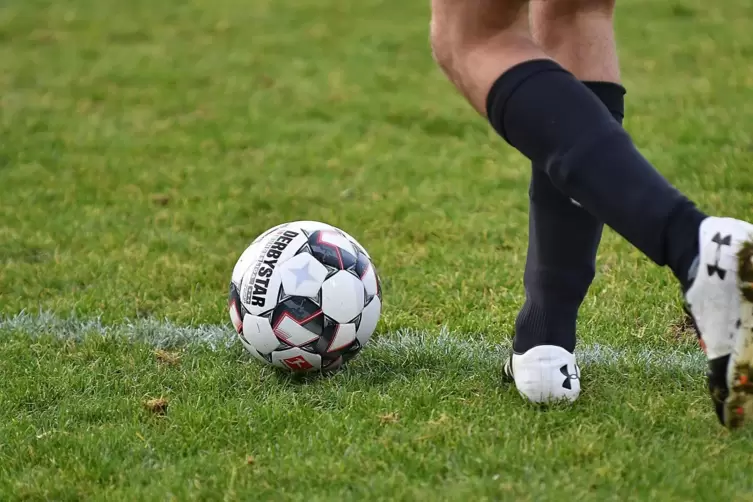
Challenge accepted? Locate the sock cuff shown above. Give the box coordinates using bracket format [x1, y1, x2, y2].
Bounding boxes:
[581, 81, 626, 123]
[486, 59, 570, 142]
[514, 300, 577, 353]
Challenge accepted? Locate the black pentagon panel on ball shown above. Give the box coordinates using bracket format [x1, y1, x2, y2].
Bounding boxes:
[295, 242, 312, 256]
[340, 341, 363, 364]
[277, 285, 291, 305]
[228, 281, 254, 326]
[308, 288, 323, 308]
[347, 236, 367, 257]
[375, 269, 383, 301]
[321, 356, 343, 372]
[313, 321, 356, 358]
[228, 282, 242, 316]
[307, 230, 357, 271]
[271, 296, 324, 345]
[354, 251, 371, 279]
[355, 251, 382, 302]
[351, 313, 362, 331]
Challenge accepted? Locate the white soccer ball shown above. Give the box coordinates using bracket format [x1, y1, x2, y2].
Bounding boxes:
[228, 221, 382, 373]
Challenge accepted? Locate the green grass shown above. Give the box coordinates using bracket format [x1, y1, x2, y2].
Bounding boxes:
[2, 0, 753, 499]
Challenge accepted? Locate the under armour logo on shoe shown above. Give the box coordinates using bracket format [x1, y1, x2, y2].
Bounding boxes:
[560, 364, 579, 390]
[708, 264, 727, 279]
[707, 233, 733, 279]
[712, 233, 732, 247]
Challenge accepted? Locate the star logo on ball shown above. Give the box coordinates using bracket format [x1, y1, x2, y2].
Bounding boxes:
[289, 261, 316, 288]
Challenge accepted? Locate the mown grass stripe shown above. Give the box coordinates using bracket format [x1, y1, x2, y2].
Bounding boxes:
[0, 312, 706, 371]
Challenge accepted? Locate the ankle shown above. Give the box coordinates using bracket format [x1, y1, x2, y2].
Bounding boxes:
[514, 300, 578, 353]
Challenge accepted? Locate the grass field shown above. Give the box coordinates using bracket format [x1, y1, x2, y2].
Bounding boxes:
[3, 0, 753, 500]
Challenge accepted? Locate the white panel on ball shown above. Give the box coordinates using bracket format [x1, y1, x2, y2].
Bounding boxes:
[262, 229, 308, 269]
[360, 262, 379, 297]
[292, 221, 336, 234]
[316, 230, 356, 257]
[277, 253, 329, 298]
[240, 265, 283, 316]
[327, 323, 357, 352]
[231, 242, 262, 286]
[252, 222, 288, 245]
[234, 223, 303, 286]
[237, 225, 310, 315]
[321, 270, 366, 323]
[356, 296, 381, 346]
[273, 313, 320, 347]
[242, 315, 280, 354]
[271, 348, 322, 372]
[338, 229, 370, 258]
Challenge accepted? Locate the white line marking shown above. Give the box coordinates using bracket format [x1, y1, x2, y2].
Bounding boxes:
[0, 312, 706, 371]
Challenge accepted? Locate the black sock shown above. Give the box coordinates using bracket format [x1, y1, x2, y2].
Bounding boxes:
[487, 59, 706, 289]
[514, 82, 625, 354]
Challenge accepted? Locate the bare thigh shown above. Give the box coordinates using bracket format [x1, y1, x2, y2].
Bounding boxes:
[430, 0, 548, 115]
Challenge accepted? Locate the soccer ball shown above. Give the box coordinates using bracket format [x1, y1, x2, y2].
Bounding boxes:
[228, 221, 382, 373]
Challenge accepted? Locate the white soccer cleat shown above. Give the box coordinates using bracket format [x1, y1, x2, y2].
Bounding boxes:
[685, 216, 753, 428]
[503, 344, 581, 404]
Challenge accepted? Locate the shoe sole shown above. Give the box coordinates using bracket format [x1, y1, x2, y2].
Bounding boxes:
[725, 240, 753, 428]
[502, 356, 514, 382]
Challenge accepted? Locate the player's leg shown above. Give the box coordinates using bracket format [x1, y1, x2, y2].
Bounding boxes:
[508, 0, 626, 403]
[430, 0, 701, 275]
[528, 2, 753, 425]
[431, 0, 753, 426]
[512, 0, 625, 391]
[431, 0, 703, 272]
